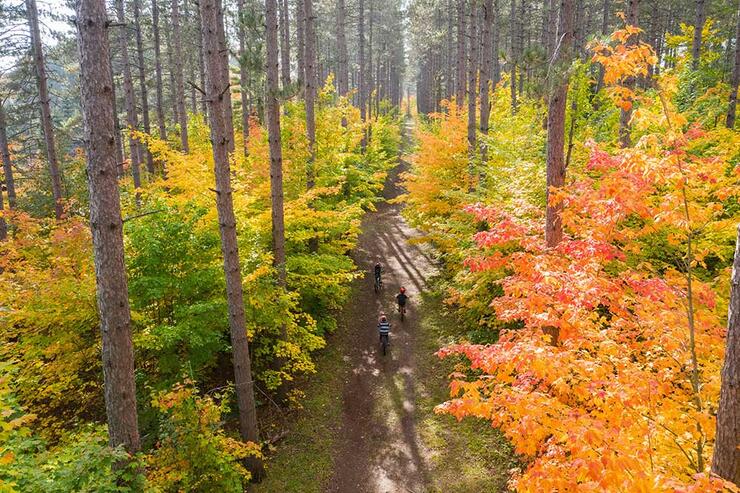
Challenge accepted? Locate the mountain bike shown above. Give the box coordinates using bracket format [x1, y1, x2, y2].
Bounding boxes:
[374, 273, 383, 293]
[380, 333, 389, 355]
[398, 302, 406, 321]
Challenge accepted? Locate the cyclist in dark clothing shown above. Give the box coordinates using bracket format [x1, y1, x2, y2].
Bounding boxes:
[373, 262, 383, 292]
[396, 287, 408, 308]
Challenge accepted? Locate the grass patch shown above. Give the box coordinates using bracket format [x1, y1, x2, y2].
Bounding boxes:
[251, 331, 348, 493]
[413, 286, 518, 493]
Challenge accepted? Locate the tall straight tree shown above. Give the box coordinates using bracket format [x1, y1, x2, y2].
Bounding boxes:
[545, 0, 574, 247]
[336, 0, 349, 96]
[237, 0, 250, 155]
[619, 0, 639, 147]
[727, 0, 740, 129]
[199, 0, 263, 476]
[455, 0, 466, 106]
[133, 0, 155, 175]
[75, 0, 140, 455]
[510, 0, 519, 113]
[712, 224, 740, 484]
[304, 0, 317, 190]
[0, 102, 16, 210]
[467, 0, 478, 191]
[115, 0, 142, 194]
[296, 0, 306, 90]
[267, 0, 287, 286]
[479, 0, 494, 165]
[279, 0, 291, 88]
[172, 0, 189, 152]
[25, 0, 64, 219]
[152, 0, 167, 141]
[691, 0, 706, 70]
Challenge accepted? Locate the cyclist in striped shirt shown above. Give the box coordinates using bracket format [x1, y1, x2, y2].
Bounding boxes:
[377, 312, 391, 342]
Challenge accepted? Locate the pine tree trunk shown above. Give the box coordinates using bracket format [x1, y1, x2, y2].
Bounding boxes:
[0, 103, 16, 210]
[296, 0, 306, 91]
[267, 0, 287, 286]
[115, 0, 142, 194]
[456, 0, 466, 106]
[545, 0, 574, 248]
[216, 3, 234, 155]
[359, 0, 367, 149]
[279, 0, 291, 89]
[619, 0, 639, 148]
[304, 0, 317, 190]
[172, 0, 189, 152]
[467, 0, 478, 191]
[336, 0, 349, 96]
[480, 0, 494, 165]
[727, 1, 740, 129]
[492, 0, 500, 84]
[110, 59, 126, 174]
[75, 0, 140, 455]
[691, 0, 706, 70]
[510, 0, 518, 113]
[152, 0, 167, 141]
[594, 0, 610, 94]
[133, 0, 155, 175]
[237, 0, 250, 156]
[712, 223, 740, 484]
[368, 0, 374, 121]
[199, 0, 263, 476]
[26, 0, 64, 219]
[197, 5, 209, 117]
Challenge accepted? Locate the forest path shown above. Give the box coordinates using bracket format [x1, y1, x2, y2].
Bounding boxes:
[326, 118, 438, 493]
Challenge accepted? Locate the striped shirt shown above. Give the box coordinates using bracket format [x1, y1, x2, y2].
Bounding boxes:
[378, 321, 391, 335]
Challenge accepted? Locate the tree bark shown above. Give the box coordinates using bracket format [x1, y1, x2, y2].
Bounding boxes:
[216, 3, 234, 155]
[75, 0, 140, 455]
[296, 0, 306, 91]
[26, 0, 64, 219]
[336, 0, 349, 96]
[727, 0, 740, 129]
[492, 0, 500, 84]
[115, 0, 142, 196]
[545, 0, 574, 247]
[456, 0, 466, 106]
[467, 0, 478, 191]
[237, 0, 250, 156]
[152, 0, 167, 141]
[595, 0, 611, 94]
[267, 0, 287, 286]
[510, 0, 519, 113]
[279, 0, 291, 89]
[359, 0, 367, 149]
[691, 0, 706, 70]
[172, 0, 189, 152]
[0, 103, 16, 210]
[133, 0, 155, 175]
[619, 0, 639, 148]
[304, 0, 317, 190]
[199, 0, 263, 476]
[480, 0, 494, 166]
[712, 223, 740, 484]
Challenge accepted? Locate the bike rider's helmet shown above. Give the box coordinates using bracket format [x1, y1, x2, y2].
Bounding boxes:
[379, 313, 387, 322]
[399, 287, 406, 294]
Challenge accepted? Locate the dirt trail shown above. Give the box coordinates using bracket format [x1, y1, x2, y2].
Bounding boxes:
[327, 119, 438, 493]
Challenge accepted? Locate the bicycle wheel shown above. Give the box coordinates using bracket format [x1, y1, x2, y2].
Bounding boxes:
[381, 334, 388, 355]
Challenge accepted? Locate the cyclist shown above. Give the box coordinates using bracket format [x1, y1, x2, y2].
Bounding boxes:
[378, 312, 391, 344]
[373, 261, 383, 292]
[396, 287, 409, 318]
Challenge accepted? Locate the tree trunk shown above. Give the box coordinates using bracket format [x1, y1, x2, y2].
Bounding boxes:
[296, 0, 306, 91]
[691, 0, 706, 70]
[26, 0, 64, 219]
[619, 0, 639, 148]
[510, 0, 518, 113]
[110, 58, 126, 175]
[545, 0, 574, 247]
[172, 0, 189, 152]
[115, 0, 142, 196]
[152, 0, 167, 141]
[237, 0, 250, 156]
[75, 0, 140, 455]
[492, 0, 500, 84]
[595, 0, 611, 94]
[712, 223, 740, 483]
[199, 0, 263, 476]
[336, 0, 349, 96]
[304, 0, 317, 190]
[216, 3, 234, 155]
[456, 0, 466, 106]
[368, 0, 374, 121]
[133, 0, 155, 175]
[480, 0, 494, 166]
[727, 1, 740, 129]
[267, 0, 287, 286]
[467, 0, 478, 191]
[197, 4, 209, 117]
[0, 103, 17, 210]
[279, 0, 291, 89]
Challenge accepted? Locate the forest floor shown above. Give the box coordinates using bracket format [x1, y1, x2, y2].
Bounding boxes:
[253, 119, 515, 493]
